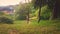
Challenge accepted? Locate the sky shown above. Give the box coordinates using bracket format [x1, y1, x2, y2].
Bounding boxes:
[0, 0, 29, 6]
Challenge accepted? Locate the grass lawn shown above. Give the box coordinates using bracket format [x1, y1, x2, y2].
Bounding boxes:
[0, 20, 60, 34]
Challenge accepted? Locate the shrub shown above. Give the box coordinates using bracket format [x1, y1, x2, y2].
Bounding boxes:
[0, 16, 13, 24]
[16, 15, 26, 20]
[41, 5, 51, 20]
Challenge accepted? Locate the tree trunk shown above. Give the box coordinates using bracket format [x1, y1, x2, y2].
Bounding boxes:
[38, 0, 42, 23]
[27, 11, 29, 23]
[52, 0, 60, 19]
[38, 7, 41, 23]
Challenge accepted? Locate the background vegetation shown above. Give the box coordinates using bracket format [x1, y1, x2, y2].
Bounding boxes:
[0, 0, 60, 34]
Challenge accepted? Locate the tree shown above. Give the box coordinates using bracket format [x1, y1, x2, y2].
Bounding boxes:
[46, 0, 60, 19]
[15, 3, 32, 23]
[51, 0, 60, 19]
[33, 0, 51, 23]
[33, 0, 44, 23]
[33, 0, 60, 23]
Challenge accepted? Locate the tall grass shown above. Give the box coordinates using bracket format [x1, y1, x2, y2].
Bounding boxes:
[0, 20, 60, 34]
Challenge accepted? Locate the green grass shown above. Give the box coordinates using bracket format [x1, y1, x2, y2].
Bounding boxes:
[0, 20, 60, 34]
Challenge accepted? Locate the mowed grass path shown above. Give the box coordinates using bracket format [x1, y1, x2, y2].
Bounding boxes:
[0, 20, 60, 34]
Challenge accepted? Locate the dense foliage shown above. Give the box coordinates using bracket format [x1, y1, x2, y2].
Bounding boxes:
[0, 16, 13, 24]
[41, 5, 51, 20]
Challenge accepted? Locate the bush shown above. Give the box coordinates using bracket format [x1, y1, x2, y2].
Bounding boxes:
[16, 15, 26, 20]
[41, 5, 51, 20]
[40, 16, 50, 20]
[0, 16, 13, 24]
